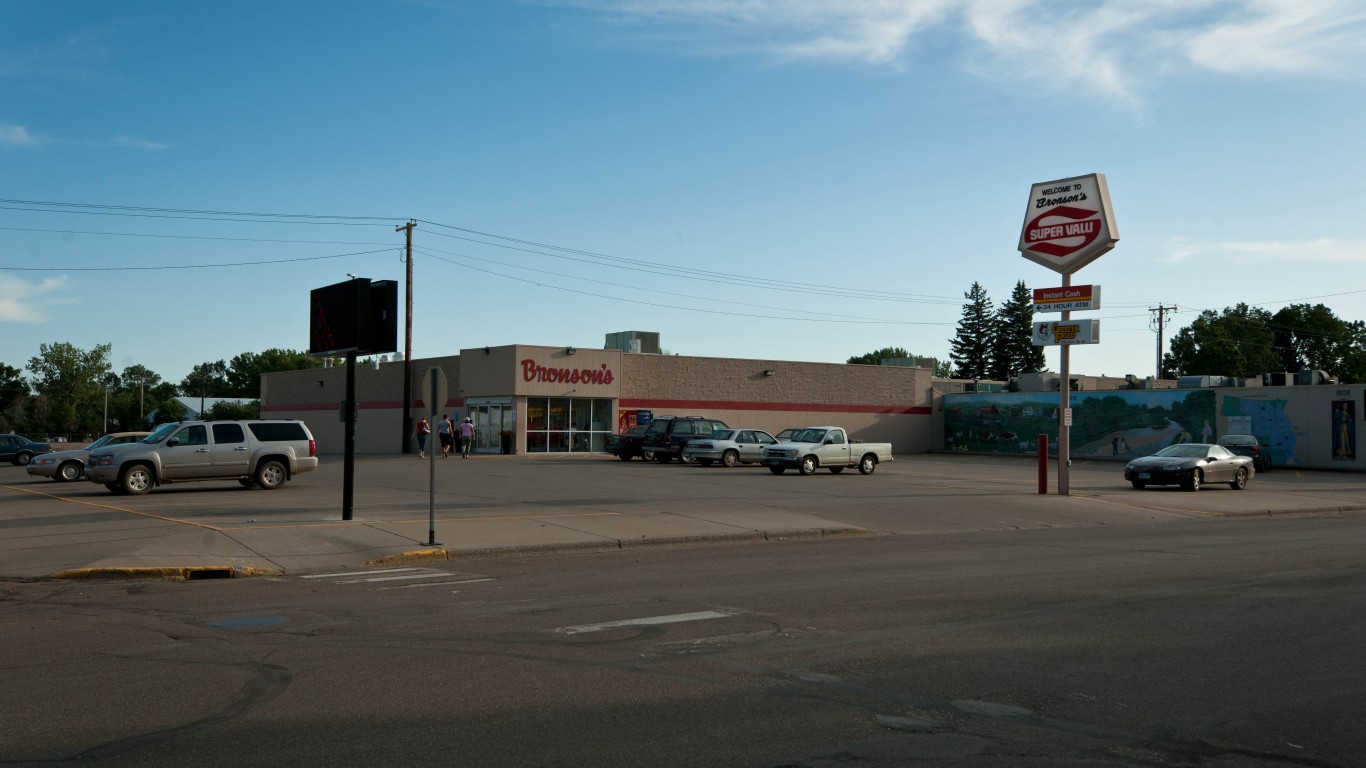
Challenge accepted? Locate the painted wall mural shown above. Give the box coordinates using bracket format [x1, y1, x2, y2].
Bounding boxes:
[944, 390, 1217, 459]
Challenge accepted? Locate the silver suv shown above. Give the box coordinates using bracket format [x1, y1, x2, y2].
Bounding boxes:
[86, 420, 319, 495]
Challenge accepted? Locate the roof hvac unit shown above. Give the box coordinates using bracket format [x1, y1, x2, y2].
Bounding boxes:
[1297, 369, 1337, 385]
[605, 331, 660, 354]
[1263, 372, 1295, 387]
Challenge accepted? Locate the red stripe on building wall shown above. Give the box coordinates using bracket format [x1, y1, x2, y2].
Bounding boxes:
[618, 399, 930, 415]
[262, 399, 464, 413]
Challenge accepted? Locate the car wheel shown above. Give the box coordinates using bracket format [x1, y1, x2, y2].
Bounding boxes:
[642, 450, 655, 461]
[617, 453, 632, 461]
[1184, 469, 1202, 492]
[678, 452, 696, 465]
[57, 461, 83, 482]
[722, 450, 739, 468]
[828, 466, 844, 474]
[1130, 480, 1146, 490]
[121, 464, 154, 496]
[255, 460, 287, 490]
[798, 455, 818, 475]
[16, 452, 33, 466]
[768, 466, 786, 475]
[697, 458, 713, 467]
[1229, 467, 1248, 490]
[858, 454, 877, 475]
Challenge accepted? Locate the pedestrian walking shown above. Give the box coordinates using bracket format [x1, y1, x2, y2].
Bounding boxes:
[415, 417, 431, 458]
[438, 414, 453, 458]
[460, 416, 475, 458]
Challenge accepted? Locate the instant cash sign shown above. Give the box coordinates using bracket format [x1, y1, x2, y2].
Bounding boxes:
[1017, 173, 1119, 273]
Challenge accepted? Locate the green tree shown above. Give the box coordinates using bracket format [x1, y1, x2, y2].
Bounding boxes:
[26, 342, 112, 436]
[0, 362, 31, 432]
[1269, 303, 1363, 380]
[151, 396, 187, 426]
[1163, 304, 1280, 379]
[949, 282, 994, 379]
[225, 348, 319, 396]
[180, 361, 230, 399]
[988, 280, 1045, 380]
[205, 400, 260, 420]
[846, 347, 911, 365]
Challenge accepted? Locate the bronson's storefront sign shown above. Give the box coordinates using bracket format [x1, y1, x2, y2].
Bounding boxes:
[520, 359, 615, 385]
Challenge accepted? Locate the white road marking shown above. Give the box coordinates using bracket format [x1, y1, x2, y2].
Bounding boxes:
[336, 572, 454, 584]
[556, 610, 739, 635]
[378, 578, 496, 591]
[302, 567, 420, 579]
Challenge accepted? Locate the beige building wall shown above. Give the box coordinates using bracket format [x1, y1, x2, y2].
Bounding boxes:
[620, 355, 934, 454]
[263, 349, 936, 455]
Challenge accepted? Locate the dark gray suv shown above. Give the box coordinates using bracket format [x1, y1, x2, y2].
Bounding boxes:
[641, 416, 729, 464]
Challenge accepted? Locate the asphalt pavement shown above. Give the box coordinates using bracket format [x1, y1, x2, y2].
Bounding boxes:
[2, 452, 1363, 579]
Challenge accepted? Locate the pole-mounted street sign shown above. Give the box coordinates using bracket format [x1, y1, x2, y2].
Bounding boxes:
[1033, 284, 1101, 313]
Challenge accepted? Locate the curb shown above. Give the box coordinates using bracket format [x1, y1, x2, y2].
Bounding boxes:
[49, 565, 281, 581]
[365, 549, 452, 567]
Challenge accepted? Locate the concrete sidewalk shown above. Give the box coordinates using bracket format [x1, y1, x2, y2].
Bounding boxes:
[2, 453, 1363, 579]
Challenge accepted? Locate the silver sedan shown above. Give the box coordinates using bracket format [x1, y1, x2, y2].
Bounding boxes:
[683, 429, 778, 467]
[27, 431, 150, 482]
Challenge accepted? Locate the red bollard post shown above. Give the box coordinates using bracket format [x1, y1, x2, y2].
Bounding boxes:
[1037, 433, 1048, 494]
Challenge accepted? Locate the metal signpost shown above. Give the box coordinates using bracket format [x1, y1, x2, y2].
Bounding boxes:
[1018, 173, 1119, 495]
[421, 366, 448, 546]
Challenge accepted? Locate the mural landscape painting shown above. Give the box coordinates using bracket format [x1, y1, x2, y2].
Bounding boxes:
[944, 390, 1217, 460]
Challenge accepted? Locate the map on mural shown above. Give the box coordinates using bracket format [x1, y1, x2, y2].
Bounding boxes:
[1222, 396, 1296, 465]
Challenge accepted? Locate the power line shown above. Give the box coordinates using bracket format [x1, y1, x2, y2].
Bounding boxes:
[0, 198, 400, 222]
[0, 225, 393, 246]
[0, 247, 396, 271]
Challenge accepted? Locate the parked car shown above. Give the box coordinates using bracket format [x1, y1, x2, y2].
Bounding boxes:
[86, 420, 318, 495]
[1124, 443, 1254, 491]
[642, 416, 729, 464]
[1217, 434, 1271, 472]
[683, 429, 778, 467]
[27, 431, 151, 482]
[0, 434, 54, 466]
[761, 427, 894, 475]
[606, 424, 652, 461]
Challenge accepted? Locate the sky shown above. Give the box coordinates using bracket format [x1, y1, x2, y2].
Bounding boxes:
[3, 0, 1366, 387]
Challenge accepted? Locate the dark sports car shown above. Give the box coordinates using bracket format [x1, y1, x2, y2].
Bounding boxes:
[1124, 443, 1255, 491]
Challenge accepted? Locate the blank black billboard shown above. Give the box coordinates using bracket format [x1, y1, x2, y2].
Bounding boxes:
[309, 278, 397, 356]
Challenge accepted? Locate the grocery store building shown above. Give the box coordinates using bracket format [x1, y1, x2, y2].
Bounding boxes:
[261, 343, 937, 456]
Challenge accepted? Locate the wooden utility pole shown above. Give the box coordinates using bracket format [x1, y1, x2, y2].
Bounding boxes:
[1150, 304, 1177, 379]
[397, 220, 416, 453]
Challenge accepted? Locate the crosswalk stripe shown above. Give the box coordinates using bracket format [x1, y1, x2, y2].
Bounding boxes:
[335, 572, 454, 584]
[556, 610, 738, 635]
[301, 567, 420, 579]
[378, 577, 496, 591]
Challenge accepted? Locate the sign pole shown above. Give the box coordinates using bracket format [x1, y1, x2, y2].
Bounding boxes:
[427, 373, 438, 546]
[1059, 274, 1071, 495]
[343, 351, 357, 520]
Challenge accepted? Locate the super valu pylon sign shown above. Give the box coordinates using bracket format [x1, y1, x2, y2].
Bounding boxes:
[1017, 173, 1119, 274]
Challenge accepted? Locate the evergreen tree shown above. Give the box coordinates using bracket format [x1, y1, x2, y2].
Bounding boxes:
[949, 282, 994, 379]
[988, 280, 1045, 380]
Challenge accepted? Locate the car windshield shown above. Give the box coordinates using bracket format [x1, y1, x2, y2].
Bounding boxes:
[1154, 444, 1209, 459]
[710, 430, 735, 440]
[792, 429, 827, 443]
[86, 435, 114, 450]
[143, 423, 179, 444]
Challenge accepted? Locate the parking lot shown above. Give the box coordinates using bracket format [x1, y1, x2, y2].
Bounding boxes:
[3, 452, 1364, 578]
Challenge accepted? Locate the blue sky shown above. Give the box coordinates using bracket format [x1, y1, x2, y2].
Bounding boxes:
[4, 0, 1365, 385]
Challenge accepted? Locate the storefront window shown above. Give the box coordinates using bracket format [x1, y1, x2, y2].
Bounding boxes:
[524, 397, 614, 454]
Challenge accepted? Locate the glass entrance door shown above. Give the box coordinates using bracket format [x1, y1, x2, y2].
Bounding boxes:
[468, 401, 514, 454]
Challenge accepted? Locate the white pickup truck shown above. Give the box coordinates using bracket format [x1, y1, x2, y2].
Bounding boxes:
[759, 426, 893, 475]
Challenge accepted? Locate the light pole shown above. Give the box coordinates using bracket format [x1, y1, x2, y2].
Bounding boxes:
[103, 385, 109, 434]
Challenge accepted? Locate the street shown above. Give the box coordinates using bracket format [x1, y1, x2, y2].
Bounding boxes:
[4, 512, 1363, 767]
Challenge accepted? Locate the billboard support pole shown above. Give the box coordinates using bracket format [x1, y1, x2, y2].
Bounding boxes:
[343, 351, 357, 520]
[1059, 273, 1071, 496]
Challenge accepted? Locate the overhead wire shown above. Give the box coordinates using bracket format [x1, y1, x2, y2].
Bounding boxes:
[0, 247, 396, 271]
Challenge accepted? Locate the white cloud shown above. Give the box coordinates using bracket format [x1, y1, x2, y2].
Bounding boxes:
[0, 124, 37, 146]
[555, 0, 1366, 100]
[1162, 235, 1366, 264]
[0, 275, 70, 323]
